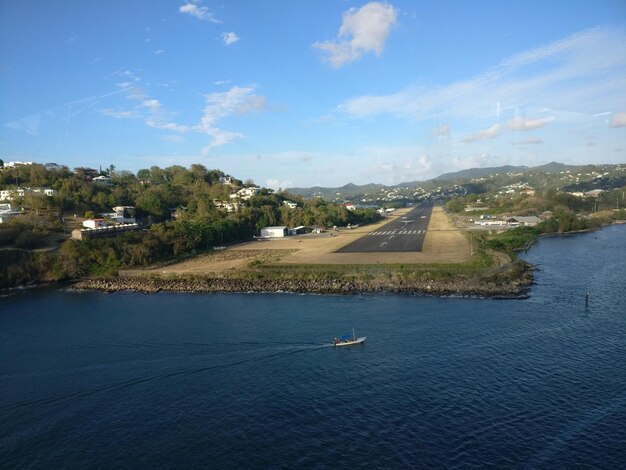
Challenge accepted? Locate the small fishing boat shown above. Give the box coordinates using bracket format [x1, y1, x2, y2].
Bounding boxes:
[333, 328, 366, 347]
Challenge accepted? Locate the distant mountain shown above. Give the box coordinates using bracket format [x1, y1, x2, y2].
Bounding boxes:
[285, 162, 607, 200]
[432, 165, 527, 181]
[533, 162, 585, 173]
[286, 182, 385, 199]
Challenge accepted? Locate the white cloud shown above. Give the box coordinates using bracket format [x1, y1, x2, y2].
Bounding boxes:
[222, 32, 240, 46]
[179, 2, 220, 23]
[313, 2, 397, 68]
[462, 124, 501, 143]
[609, 111, 626, 128]
[266, 178, 294, 191]
[141, 99, 162, 111]
[154, 49, 165, 55]
[507, 116, 553, 131]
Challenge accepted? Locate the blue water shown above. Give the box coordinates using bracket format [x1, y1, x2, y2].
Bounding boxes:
[1, 225, 625, 468]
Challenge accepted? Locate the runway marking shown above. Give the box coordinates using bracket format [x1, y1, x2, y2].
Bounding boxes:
[368, 228, 426, 236]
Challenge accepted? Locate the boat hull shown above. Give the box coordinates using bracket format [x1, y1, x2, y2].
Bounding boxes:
[333, 337, 366, 347]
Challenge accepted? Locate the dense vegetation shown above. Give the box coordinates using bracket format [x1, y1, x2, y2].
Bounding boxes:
[445, 185, 626, 255]
[0, 163, 381, 287]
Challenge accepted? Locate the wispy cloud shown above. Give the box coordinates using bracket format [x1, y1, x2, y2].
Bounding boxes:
[507, 116, 554, 131]
[434, 124, 451, 136]
[179, 1, 220, 23]
[198, 86, 266, 150]
[313, 2, 397, 68]
[340, 27, 626, 122]
[514, 138, 544, 145]
[222, 32, 239, 46]
[462, 124, 501, 143]
[100, 108, 140, 119]
[609, 111, 626, 128]
[102, 74, 267, 152]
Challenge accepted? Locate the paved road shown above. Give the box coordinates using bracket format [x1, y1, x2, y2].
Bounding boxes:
[335, 202, 434, 253]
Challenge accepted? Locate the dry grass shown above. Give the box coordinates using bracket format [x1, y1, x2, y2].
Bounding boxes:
[136, 204, 472, 276]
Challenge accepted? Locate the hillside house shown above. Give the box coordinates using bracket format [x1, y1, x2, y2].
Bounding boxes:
[230, 186, 260, 200]
[83, 219, 108, 229]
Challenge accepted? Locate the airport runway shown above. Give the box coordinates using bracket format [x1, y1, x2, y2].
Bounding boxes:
[335, 202, 433, 253]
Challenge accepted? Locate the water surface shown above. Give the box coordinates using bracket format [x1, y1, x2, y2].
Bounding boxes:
[1, 225, 625, 468]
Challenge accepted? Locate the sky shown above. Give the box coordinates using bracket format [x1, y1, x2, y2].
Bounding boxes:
[1, 1, 626, 189]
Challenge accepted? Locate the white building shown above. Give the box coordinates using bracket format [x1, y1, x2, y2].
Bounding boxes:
[83, 219, 108, 229]
[92, 175, 112, 184]
[109, 206, 136, 223]
[0, 203, 22, 223]
[213, 200, 239, 212]
[260, 226, 288, 238]
[3, 161, 33, 168]
[0, 187, 56, 201]
[0, 188, 25, 201]
[230, 186, 260, 200]
[283, 201, 298, 209]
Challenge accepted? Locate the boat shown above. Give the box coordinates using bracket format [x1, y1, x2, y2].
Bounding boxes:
[333, 328, 366, 347]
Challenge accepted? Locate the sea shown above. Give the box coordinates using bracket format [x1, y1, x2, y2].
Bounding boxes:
[1, 224, 625, 469]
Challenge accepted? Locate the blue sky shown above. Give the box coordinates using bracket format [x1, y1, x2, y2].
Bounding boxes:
[1, 1, 625, 188]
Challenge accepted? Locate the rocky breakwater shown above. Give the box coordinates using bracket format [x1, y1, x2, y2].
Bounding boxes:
[73, 263, 533, 297]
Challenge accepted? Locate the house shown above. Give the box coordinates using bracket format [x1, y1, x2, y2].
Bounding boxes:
[283, 201, 298, 209]
[231, 186, 260, 200]
[464, 206, 490, 212]
[0, 188, 25, 201]
[3, 161, 33, 168]
[0, 203, 22, 223]
[260, 226, 288, 238]
[92, 175, 112, 185]
[72, 223, 140, 240]
[83, 219, 108, 229]
[109, 206, 136, 223]
[343, 202, 356, 211]
[219, 176, 233, 185]
[506, 216, 541, 227]
[0, 187, 55, 201]
[213, 200, 239, 212]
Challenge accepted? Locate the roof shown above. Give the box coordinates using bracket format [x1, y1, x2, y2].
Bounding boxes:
[507, 216, 541, 223]
[262, 226, 288, 230]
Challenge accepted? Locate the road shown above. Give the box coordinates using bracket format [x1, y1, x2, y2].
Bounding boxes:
[335, 202, 433, 253]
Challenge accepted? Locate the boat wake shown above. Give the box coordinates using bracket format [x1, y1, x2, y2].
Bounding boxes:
[0, 343, 330, 414]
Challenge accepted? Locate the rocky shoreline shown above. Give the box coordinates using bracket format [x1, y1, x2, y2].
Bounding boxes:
[72, 266, 533, 298]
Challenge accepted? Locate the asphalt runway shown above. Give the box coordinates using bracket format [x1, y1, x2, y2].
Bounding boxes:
[335, 202, 434, 253]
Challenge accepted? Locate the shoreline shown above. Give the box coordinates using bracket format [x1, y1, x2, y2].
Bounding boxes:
[71, 261, 534, 298]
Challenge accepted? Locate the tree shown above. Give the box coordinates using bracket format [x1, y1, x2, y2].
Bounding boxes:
[137, 168, 151, 180]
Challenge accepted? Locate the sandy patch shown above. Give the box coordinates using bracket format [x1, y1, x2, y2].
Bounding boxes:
[140, 205, 472, 275]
